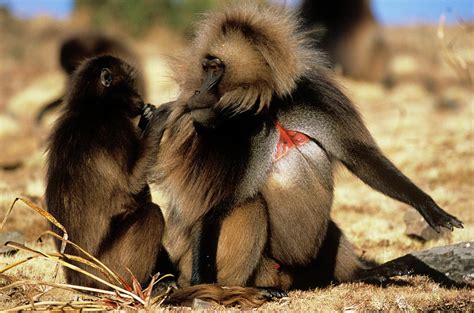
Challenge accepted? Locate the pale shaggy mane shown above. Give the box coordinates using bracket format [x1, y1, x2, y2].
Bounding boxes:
[170, 2, 321, 113]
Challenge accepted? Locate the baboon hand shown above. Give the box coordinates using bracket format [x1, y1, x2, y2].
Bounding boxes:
[142, 103, 156, 120]
[187, 93, 219, 130]
[138, 103, 156, 131]
[258, 287, 288, 300]
[420, 202, 463, 232]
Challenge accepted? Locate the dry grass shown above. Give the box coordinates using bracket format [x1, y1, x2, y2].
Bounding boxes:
[0, 13, 472, 311]
[0, 198, 173, 311]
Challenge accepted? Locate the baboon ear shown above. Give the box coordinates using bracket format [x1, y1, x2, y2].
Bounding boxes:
[100, 68, 113, 87]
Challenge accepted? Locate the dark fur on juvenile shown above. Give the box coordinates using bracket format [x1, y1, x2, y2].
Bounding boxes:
[46, 55, 163, 287]
[157, 2, 463, 292]
[300, 0, 390, 82]
[37, 32, 146, 123]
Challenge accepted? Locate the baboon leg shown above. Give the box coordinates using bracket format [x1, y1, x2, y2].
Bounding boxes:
[331, 227, 367, 282]
[60, 212, 113, 287]
[288, 220, 366, 289]
[251, 222, 363, 290]
[93, 203, 165, 288]
[215, 195, 269, 286]
[252, 256, 293, 291]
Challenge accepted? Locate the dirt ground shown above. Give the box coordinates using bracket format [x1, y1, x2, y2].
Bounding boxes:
[0, 12, 472, 311]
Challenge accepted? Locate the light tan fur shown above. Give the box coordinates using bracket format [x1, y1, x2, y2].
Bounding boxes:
[166, 284, 269, 308]
[253, 257, 293, 290]
[216, 195, 268, 285]
[169, 2, 321, 114]
[262, 143, 333, 266]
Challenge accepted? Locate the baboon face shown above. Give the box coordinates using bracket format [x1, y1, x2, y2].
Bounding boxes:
[69, 55, 144, 116]
[171, 3, 318, 121]
[186, 56, 225, 129]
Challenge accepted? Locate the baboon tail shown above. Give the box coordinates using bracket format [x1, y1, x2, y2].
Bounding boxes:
[165, 284, 283, 308]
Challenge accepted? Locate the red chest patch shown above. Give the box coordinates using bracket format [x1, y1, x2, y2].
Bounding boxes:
[274, 121, 310, 161]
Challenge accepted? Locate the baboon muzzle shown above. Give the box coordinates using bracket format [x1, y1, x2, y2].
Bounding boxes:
[187, 58, 225, 129]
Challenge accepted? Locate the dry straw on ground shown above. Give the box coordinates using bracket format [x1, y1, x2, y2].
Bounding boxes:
[0, 198, 174, 311]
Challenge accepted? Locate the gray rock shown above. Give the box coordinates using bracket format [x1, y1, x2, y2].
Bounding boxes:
[410, 242, 473, 286]
[361, 242, 473, 287]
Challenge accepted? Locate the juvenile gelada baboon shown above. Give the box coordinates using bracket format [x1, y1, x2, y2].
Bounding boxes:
[156, 3, 463, 291]
[36, 32, 146, 123]
[45, 55, 281, 308]
[46, 55, 164, 288]
[300, 0, 390, 82]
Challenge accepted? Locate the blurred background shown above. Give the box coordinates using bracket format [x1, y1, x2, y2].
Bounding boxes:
[0, 0, 472, 109]
[0, 0, 472, 310]
[1, 0, 473, 24]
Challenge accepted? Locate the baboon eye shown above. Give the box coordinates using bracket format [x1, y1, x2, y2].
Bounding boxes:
[100, 68, 113, 87]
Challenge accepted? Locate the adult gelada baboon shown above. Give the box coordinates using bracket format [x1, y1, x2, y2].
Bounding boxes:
[300, 0, 390, 82]
[36, 32, 146, 123]
[156, 3, 462, 291]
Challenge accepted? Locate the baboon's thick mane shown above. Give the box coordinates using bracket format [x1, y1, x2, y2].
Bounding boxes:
[170, 2, 322, 113]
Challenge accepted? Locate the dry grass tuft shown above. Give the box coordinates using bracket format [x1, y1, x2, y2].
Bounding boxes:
[437, 14, 473, 86]
[0, 198, 173, 311]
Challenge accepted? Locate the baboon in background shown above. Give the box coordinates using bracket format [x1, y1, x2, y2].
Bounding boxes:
[300, 0, 390, 82]
[156, 3, 462, 291]
[45, 55, 282, 308]
[36, 32, 146, 123]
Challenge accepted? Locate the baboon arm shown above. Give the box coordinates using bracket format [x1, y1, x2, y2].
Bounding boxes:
[336, 140, 463, 231]
[282, 78, 462, 231]
[128, 103, 171, 193]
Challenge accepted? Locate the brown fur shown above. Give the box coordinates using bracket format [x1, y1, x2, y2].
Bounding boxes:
[158, 105, 244, 228]
[168, 195, 269, 287]
[157, 1, 461, 297]
[216, 195, 268, 285]
[159, 2, 320, 225]
[46, 56, 164, 288]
